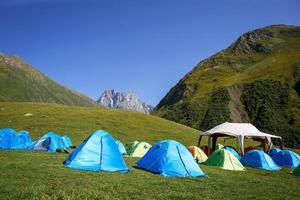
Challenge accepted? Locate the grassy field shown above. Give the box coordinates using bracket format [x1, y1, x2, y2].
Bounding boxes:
[0, 102, 299, 200]
[0, 102, 201, 146]
[0, 150, 299, 200]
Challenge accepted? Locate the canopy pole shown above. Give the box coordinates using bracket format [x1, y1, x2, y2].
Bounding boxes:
[238, 135, 245, 155]
[198, 135, 203, 147]
[212, 136, 217, 153]
[208, 136, 211, 155]
[280, 138, 283, 150]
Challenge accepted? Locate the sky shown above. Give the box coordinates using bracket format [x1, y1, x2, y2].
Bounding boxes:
[0, 0, 299, 106]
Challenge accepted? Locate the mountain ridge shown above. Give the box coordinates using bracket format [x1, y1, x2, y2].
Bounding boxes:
[97, 89, 153, 114]
[0, 52, 97, 107]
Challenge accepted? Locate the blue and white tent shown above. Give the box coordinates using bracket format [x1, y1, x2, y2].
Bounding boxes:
[64, 130, 129, 172]
[0, 128, 32, 149]
[240, 150, 280, 171]
[29, 132, 65, 152]
[271, 150, 300, 168]
[137, 140, 207, 177]
[115, 139, 127, 155]
[224, 146, 241, 160]
[62, 135, 73, 149]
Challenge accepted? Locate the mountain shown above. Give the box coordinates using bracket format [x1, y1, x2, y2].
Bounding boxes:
[0, 53, 97, 107]
[153, 25, 300, 147]
[97, 89, 153, 114]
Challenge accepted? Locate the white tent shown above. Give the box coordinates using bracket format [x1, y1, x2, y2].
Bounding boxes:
[198, 122, 282, 155]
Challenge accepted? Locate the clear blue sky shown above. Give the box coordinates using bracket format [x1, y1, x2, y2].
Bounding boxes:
[0, 0, 299, 106]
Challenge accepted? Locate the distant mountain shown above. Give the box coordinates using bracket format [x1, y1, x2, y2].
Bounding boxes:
[153, 25, 300, 147]
[97, 90, 153, 114]
[0, 53, 97, 107]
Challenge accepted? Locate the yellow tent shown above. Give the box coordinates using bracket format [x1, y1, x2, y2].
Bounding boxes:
[188, 146, 208, 163]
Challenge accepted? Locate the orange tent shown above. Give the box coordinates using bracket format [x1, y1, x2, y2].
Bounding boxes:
[188, 146, 208, 163]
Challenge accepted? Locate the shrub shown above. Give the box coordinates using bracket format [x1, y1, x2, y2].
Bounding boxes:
[241, 80, 299, 148]
[200, 88, 231, 130]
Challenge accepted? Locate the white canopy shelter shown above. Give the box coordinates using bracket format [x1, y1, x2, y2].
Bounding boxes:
[198, 122, 282, 155]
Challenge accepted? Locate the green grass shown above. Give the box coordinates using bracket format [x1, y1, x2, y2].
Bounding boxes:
[0, 102, 299, 199]
[0, 150, 299, 200]
[0, 102, 201, 146]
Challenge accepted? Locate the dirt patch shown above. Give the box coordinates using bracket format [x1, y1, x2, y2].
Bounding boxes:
[228, 85, 248, 122]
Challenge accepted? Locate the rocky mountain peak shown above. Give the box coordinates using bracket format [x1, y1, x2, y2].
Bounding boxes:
[97, 90, 153, 114]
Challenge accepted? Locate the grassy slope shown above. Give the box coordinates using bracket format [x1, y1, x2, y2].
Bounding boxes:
[0, 102, 200, 145]
[153, 25, 300, 144]
[0, 102, 299, 200]
[0, 53, 97, 107]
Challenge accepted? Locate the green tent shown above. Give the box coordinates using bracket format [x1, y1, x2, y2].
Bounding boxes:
[293, 165, 300, 176]
[126, 141, 139, 156]
[204, 149, 245, 171]
[126, 141, 151, 157]
[215, 143, 224, 150]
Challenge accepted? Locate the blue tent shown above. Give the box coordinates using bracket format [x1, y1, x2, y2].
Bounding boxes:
[240, 150, 280, 171]
[269, 148, 281, 157]
[115, 139, 127, 155]
[13, 131, 32, 149]
[0, 128, 32, 149]
[30, 132, 65, 152]
[64, 130, 129, 172]
[136, 140, 207, 177]
[271, 150, 300, 168]
[28, 137, 51, 151]
[0, 128, 17, 149]
[224, 146, 241, 160]
[62, 135, 72, 149]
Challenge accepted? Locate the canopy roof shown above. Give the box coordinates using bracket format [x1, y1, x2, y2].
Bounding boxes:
[204, 122, 281, 139]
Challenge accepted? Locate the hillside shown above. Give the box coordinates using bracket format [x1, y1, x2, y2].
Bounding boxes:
[0, 53, 97, 107]
[153, 25, 300, 147]
[0, 102, 200, 145]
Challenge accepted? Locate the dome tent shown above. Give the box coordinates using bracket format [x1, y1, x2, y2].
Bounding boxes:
[62, 135, 72, 149]
[215, 143, 224, 150]
[293, 165, 300, 176]
[271, 150, 300, 168]
[188, 146, 208, 163]
[12, 130, 32, 149]
[127, 141, 151, 157]
[64, 130, 129, 172]
[268, 148, 281, 157]
[204, 149, 245, 171]
[29, 137, 51, 151]
[115, 139, 127, 155]
[240, 150, 280, 171]
[137, 140, 207, 177]
[0, 128, 17, 149]
[0, 128, 32, 149]
[29, 132, 65, 152]
[126, 141, 139, 155]
[224, 146, 241, 160]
